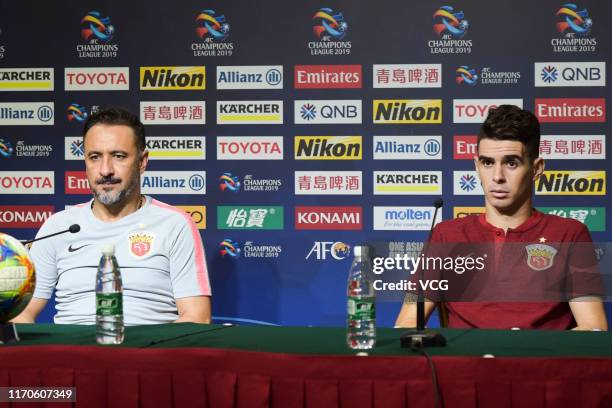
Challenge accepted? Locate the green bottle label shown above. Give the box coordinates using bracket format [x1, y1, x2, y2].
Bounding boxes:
[96, 293, 123, 316]
[348, 296, 376, 320]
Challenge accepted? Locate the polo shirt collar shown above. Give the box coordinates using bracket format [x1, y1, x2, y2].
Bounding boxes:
[478, 209, 543, 234]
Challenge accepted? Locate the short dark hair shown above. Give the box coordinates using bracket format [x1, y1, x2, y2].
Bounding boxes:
[478, 105, 540, 160]
[83, 107, 146, 152]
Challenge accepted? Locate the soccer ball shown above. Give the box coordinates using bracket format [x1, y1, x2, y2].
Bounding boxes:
[0, 233, 35, 323]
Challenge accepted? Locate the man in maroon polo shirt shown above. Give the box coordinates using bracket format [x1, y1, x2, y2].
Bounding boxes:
[395, 105, 608, 330]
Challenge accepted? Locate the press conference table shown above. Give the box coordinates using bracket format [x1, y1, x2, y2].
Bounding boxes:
[3, 324, 612, 408]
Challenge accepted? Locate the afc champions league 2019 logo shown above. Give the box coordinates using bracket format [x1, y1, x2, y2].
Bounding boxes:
[556, 3, 592, 37]
[191, 9, 234, 56]
[219, 239, 240, 258]
[307, 8, 351, 56]
[219, 173, 241, 193]
[312, 8, 348, 41]
[551, 3, 596, 52]
[456, 65, 478, 86]
[0, 139, 14, 159]
[433, 5, 469, 38]
[196, 9, 230, 41]
[456, 65, 520, 86]
[76, 11, 118, 57]
[428, 5, 472, 54]
[81, 11, 114, 43]
[66, 103, 89, 123]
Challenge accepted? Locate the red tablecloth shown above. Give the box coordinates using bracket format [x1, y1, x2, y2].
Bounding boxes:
[1, 345, 612, 408]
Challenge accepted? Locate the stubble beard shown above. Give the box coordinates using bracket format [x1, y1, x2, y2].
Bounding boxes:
[93, 172, 140, 207]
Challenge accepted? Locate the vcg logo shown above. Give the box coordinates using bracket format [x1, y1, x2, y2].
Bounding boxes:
[65, 67, 129, 91]
[306, 241, 351, 260]
[140, 66, 206, 90]
[0, 68, 54, 91]
[295, 100, 361, 124]
[0, 102, 54, 125]
[536, 171, 605, 195]
[373, 100, 442, 124]
[373, 136, 441, 160]
[141, 171, 206, 194]
[295, 206, 362, 230]
[217, 136, 283, 160]
[453, 99, 523, 123]
[216, 65, 283, 90]
[535, 62, 605, 87]
[295, 136, 362, 160]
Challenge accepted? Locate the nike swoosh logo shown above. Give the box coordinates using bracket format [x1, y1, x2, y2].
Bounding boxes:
[68, 244, 91, 253]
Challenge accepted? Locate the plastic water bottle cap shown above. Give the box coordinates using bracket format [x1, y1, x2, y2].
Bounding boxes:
[101, 243, 115, 256]
[353, 245, 368, 258]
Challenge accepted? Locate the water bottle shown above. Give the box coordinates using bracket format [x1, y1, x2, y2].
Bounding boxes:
[347, 245, 376, 349]
[96, 243, 124, 345]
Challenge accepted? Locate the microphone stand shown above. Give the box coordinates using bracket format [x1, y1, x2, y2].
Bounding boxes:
[21, 224, 80, 245]
[400, 200, 446, 348]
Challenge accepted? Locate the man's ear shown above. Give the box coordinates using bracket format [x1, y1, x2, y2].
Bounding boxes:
[139, 150, 149, 174]
[532, 157, 545, 181]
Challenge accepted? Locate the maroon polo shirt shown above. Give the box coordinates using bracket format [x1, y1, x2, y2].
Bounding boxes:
[428, 210, 599, 330]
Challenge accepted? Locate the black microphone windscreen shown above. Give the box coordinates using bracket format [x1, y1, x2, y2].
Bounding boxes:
[434, 198, 444, 209]
[69, 224, 81, 233]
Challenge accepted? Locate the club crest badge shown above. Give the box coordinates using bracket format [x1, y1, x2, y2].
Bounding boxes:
[128, 231, 155, 259]
[525, 244, 557, 271]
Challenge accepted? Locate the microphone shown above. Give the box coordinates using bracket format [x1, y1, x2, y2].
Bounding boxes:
[400, 198, 446, 348]
[22, 224, 80, 245]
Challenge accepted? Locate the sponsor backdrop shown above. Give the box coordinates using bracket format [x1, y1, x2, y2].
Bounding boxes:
[0, 0, 609, 326]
